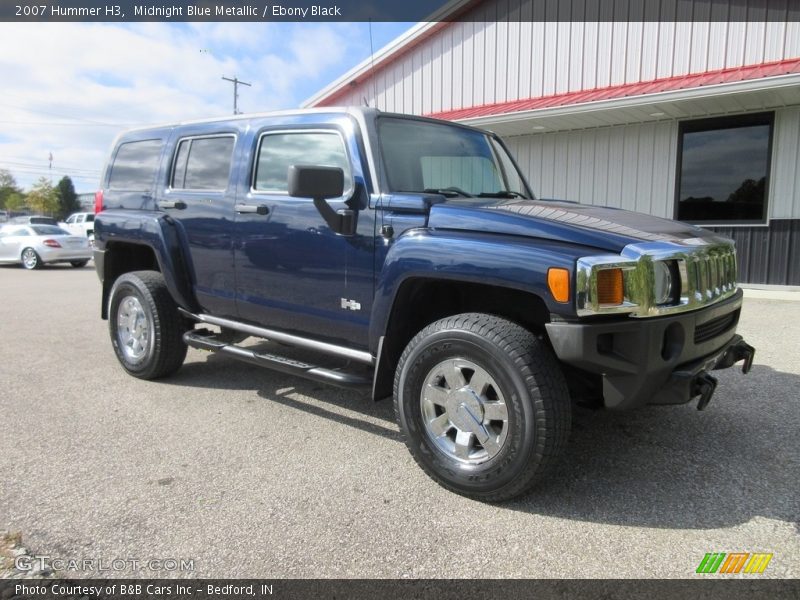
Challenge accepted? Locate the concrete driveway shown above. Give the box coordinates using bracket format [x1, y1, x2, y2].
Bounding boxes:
[0, 266, 797, 578]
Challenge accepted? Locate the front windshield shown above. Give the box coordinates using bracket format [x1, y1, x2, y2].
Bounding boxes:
[378, 117, 531, 199]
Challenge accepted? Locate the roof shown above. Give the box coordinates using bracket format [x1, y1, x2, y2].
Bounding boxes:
[428, 58, 800, 122]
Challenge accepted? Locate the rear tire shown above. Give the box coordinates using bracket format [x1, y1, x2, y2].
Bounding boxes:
[394, 313, 571, 502]
[70, 260, 88, 268]
[108, 271, 187, 379]
[21, 248, 41, 270]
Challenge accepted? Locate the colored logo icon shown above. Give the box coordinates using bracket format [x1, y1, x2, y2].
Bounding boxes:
[696, 552, 773, 574]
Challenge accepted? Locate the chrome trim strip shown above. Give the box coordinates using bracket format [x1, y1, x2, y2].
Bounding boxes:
[180, 310, 375, 365]
[576, 238, 738, 318]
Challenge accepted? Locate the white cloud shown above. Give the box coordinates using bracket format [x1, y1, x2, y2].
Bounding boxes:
[0, 22, 371, 193]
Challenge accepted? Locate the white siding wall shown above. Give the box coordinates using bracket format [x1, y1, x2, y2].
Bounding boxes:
[770, 106, 800, 219]
[504, 106, 800, 220]
[504, 121, 679, 218]
[329, 0, 800, 113]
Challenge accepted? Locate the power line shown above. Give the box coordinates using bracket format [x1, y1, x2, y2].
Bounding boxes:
[0, 102, 140, 127]
[0, 120, 126, 128]
[0, 166, 99, 181]
[0, 160, 102, 174]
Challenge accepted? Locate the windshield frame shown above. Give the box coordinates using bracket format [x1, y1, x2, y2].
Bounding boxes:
[374, 114, 535, 201]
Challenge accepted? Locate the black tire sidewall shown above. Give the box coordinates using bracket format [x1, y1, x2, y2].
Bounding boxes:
[396, 328, 539, 496]
[108, 276, 159, 376]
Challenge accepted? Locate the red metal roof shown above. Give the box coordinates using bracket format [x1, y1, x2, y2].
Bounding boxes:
[427, 57, 800, 121]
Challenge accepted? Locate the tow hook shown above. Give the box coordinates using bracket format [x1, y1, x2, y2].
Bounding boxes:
[693, 372, 718, 411]
[731, 340, 756, 374]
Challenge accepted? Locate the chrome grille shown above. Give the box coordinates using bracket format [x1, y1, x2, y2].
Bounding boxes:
[577, 238, 739, 318]
[686, 246, 737, 304]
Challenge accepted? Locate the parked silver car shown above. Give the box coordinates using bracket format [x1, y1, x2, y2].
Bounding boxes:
[0, 224, 92, 269]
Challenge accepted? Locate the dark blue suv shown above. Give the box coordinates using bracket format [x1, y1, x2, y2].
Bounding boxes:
[93, 108, 754, 500]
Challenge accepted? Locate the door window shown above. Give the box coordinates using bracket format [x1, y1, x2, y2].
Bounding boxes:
[171, 135, 236, 191]
[253, 131, 352, 195]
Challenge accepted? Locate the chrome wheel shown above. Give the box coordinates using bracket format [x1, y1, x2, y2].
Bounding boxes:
[420, 358, 509, 465]
[116, 295, 151, 363]
[21, 248, 39, 269]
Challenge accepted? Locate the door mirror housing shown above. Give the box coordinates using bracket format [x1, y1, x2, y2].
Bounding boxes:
[288, 165, 356, 236]
[288, 165, 344, 199]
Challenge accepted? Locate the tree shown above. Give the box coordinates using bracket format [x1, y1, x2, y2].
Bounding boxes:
[26, 177, 59, 216]
[4, 191, 25, 212]
[0, 169, 22, 210]
[56, 176, 81, 219]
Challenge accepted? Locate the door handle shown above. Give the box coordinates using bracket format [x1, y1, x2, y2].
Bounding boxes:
[236, 203, 270, 215]
[159, 201, 187, 210]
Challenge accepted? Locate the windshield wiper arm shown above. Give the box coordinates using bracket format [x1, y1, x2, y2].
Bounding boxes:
[422, 187, 474, 198]
[478, 190, 527, 199]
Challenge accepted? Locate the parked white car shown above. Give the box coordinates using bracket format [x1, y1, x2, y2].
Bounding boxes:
[59, 212, 95, 241]
[0, 224, 92, 269]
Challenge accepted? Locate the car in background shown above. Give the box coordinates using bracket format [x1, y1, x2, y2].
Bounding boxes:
[0, 224, 92, 269]
[59, 212, 95, 241]
[9, 215, 58, 226]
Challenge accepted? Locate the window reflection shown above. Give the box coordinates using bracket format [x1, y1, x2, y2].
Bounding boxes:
[677, 115, 772, 223]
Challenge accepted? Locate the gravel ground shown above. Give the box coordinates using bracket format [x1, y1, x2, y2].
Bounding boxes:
[0, 265, 797, 579]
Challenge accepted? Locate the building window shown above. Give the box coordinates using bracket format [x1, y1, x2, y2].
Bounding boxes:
[675, 113, 773, 224]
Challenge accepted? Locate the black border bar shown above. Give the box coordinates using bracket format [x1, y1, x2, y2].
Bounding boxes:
[4, 0, 800, 23]
[2, 579, 800, 600]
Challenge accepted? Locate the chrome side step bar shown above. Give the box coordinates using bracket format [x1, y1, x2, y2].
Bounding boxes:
[183, 330, 372, 390]
[179, 309, 374, 365]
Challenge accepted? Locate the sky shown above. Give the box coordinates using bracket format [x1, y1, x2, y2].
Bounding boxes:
[0, 21, 411, 194]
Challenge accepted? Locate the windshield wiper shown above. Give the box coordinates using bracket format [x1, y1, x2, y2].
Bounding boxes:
[478, 190, 527, 199]
[421, 187, 474, 198]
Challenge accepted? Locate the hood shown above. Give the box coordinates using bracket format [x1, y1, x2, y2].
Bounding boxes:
[427, 198, 720, 253]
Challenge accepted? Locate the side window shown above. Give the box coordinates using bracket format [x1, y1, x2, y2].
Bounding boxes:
[108, 139, 163, 191]
[171, 136, 235, 191]
[66, 215, 76, 224]
[254, 131, 352, 194]
[85, 214, 95, 223]
[76, 215, 85, 223]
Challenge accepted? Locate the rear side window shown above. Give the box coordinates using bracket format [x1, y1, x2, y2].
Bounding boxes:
[254, 131, 352, 193]
[32, 225, 68, 235]
[172, 136, 235, 191]
[108, 139, 162, 191]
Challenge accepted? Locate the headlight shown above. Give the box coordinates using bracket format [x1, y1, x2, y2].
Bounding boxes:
[653, 261, 674, 305]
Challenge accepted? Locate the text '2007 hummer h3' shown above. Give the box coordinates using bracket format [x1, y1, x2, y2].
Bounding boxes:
[94, 108, 755, 501]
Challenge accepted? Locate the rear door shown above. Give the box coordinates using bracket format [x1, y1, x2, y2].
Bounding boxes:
[158, 126, 241, 317]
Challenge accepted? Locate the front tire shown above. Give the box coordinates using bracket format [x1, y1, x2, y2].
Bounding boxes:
[394, 313, 571, 502]
[108, 271, 187, 379]
[21, 248, 41, 270]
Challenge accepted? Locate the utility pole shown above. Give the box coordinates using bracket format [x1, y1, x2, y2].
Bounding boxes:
[222, 76, 251, 115]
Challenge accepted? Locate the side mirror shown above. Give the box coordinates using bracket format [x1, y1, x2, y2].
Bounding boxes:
[288, 165, 356, 236]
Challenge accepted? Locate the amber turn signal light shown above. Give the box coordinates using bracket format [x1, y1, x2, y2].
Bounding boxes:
[597, 268, 624, 305]
[547, 268, 570, 303]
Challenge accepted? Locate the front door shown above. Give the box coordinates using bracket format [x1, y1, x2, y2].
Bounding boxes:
[233, 124, 375, 349]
